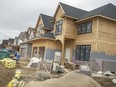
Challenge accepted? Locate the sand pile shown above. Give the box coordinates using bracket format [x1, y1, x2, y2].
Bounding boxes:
[0, 62, 15, 87]
[25, 72, 101, 87]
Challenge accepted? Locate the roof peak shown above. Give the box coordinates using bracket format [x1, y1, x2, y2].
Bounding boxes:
[59, 2, 88, 12]
[40, 13, 53, 18]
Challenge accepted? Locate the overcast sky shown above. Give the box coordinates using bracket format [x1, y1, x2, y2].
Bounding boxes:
[0, 0, 116, 43]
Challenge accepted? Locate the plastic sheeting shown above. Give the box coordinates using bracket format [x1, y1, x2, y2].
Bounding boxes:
[27, 57, 42, 68]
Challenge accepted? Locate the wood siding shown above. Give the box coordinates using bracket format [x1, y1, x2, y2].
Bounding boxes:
[64, 17, 76, 38]
[75, 18, 98, 52]
[97, 17, 116, 55]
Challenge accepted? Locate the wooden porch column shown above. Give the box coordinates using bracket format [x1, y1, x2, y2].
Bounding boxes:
[61, 38, 65, 65]
[31, 47, 33, 58]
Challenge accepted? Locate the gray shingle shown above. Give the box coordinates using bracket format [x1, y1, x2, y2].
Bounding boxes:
[59, 2, 88, 19]
[40, 14, 54, 30]
[41, 32, 55, 39]
[81, 3, 116, 19]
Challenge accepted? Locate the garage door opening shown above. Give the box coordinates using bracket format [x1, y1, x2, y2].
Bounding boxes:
[21, 48, 26, 58]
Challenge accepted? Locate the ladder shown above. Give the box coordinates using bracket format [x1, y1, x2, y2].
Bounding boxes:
[36, 61, 52, 80]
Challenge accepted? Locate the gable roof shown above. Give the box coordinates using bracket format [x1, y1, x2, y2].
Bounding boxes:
[28, 27, 35, 32]
[41, 32, 55, 39]
[59, 2, 88, 19]
[40, 14, 54, 30]
[81, 3, 116, 20]
[18, 32, 25, 40]
[23, 31, 29, 39]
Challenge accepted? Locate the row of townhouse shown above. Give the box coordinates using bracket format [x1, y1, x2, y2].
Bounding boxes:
[16, 2, 116, 70]
[0, 38, 14, 50]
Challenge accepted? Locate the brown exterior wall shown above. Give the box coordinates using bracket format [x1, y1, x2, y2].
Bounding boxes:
[75, 18, 98, 52]
[54, 6, 64, 42]
[31, 39, 62, 56]
[65, 39, 75, 62]
[97, 17, 116, 55]
[64, 17, 76, 38]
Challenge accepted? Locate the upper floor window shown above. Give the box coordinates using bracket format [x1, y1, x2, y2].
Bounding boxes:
[55, 20, 63, 35]
[38, 24, 43, 34]
[77, 21, 92, 35]
[76, 45, 91, 61]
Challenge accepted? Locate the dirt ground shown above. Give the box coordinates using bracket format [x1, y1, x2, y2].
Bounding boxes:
[18, 59, 116, 87]
[25, 72, 101, 87]
[93, 77, 116, 87]
[16, 59, 37, 83]
[0, 62, 15, 87]
[1, 59, 116, 87]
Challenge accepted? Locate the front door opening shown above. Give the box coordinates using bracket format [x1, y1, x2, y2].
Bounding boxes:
[33, 47, 38, 57]
[39, 47, 45, 59]
[65, 48, 70, 62]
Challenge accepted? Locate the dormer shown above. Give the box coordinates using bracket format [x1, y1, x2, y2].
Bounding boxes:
[27, 27, 35, 39]
[35, 14, 54, 36]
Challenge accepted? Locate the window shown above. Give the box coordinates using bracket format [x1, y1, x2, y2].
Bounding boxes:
[55, 20, 63, 35]
[77, 21, 92, 35]
[38, 25, 43, 34]
[76, 45, 91, 61]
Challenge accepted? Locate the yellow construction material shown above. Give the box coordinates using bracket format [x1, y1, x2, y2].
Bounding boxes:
[0, 58, 16, 69]
[7, 70, 24, 87]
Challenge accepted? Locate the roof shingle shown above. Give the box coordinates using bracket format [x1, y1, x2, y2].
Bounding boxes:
[81, 3, 116, 19]
[40, 14, 54, 30]
[41, 32, 55, 39]
[59, 2, 88, 19]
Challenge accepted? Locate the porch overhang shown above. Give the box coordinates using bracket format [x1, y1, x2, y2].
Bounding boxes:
[27, 37, 55, 43]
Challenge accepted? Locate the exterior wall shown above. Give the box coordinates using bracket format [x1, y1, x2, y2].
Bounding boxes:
[64, 17, 76, 38]
[32, 40, 61, 50]
[54, 6, 64, 42]
[75, 18, 98, 52]
[46, 40, 61, 50]
[44, 48, 61, 62]
[32, 40, 47, 47]
[20, 43, 32, 58]
[31, 39, 62, 58]
[97, 17, 116, 55]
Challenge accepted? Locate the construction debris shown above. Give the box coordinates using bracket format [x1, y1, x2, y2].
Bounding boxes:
[104, 71, 114, 76]
[25, 72, 101, 87]
[27, 57, 42, 68]
[64, 62, 76, 70]
[112, 79, 116, 84]
[36, 61, 52, 80]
